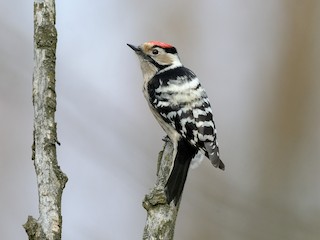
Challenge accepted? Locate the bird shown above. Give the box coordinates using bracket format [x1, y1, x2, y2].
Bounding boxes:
[128, 41, 224, 205]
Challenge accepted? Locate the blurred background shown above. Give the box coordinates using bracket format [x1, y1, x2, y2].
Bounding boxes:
[1, 0, 320, 239]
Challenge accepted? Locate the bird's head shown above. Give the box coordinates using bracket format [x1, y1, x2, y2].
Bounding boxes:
[127, 41, 182, 81]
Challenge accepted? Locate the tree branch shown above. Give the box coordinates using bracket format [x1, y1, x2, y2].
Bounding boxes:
[24, 1, 68, 239]
[142, 140, 180, 240]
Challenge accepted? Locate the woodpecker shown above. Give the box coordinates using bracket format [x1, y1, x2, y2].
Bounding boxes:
[128, 41, 224, 205]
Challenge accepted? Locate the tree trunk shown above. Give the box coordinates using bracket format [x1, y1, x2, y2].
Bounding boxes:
[142, 140, 180, 240]
[23, 1, 68, 239]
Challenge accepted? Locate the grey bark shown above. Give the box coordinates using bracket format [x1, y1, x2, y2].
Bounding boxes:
[142, 140, 180, 240]
[23, 1, 68, 239]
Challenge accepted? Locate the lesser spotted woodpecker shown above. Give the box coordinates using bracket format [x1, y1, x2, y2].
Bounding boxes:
[128, 41, 224, 205]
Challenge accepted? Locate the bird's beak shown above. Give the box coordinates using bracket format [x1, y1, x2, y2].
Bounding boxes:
[127, 43, 141, 53]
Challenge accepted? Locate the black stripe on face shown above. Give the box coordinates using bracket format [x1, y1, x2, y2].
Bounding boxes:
[145, 55, 169, 70]
[152, 45, 177, 54]
[164, 47, 177, 54]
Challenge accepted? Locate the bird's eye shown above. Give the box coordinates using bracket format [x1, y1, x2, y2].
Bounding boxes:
[152, 49, 159, 55]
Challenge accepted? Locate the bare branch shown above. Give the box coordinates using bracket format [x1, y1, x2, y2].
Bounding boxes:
[142, 140, 180, 240]
[24, 1, 68, 239]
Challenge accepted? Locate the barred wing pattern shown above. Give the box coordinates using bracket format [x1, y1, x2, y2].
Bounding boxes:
[148, 66, 224, 170]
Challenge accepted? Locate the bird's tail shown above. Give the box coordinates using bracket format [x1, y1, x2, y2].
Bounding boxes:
[204, 142, 225, 170]
[165, 139, 197, 205]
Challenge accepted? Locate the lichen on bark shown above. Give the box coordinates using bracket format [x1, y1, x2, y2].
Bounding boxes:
[24, 1, 67, 239]
[142, 140, 180, 240]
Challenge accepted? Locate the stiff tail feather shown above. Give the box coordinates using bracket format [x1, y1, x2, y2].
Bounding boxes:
[204, 142, 225, 170]
[165, 139, 197, 205]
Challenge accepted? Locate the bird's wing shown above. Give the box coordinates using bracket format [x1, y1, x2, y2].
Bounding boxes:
[149, 67, 224, 169]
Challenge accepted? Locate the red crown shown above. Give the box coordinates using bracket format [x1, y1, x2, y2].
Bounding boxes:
[147, 41, 173, 48]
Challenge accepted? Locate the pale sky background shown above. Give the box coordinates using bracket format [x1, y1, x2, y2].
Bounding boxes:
[1, 0, 320, 239]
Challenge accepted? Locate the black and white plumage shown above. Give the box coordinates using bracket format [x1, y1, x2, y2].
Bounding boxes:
[128, 41, 224, 205]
